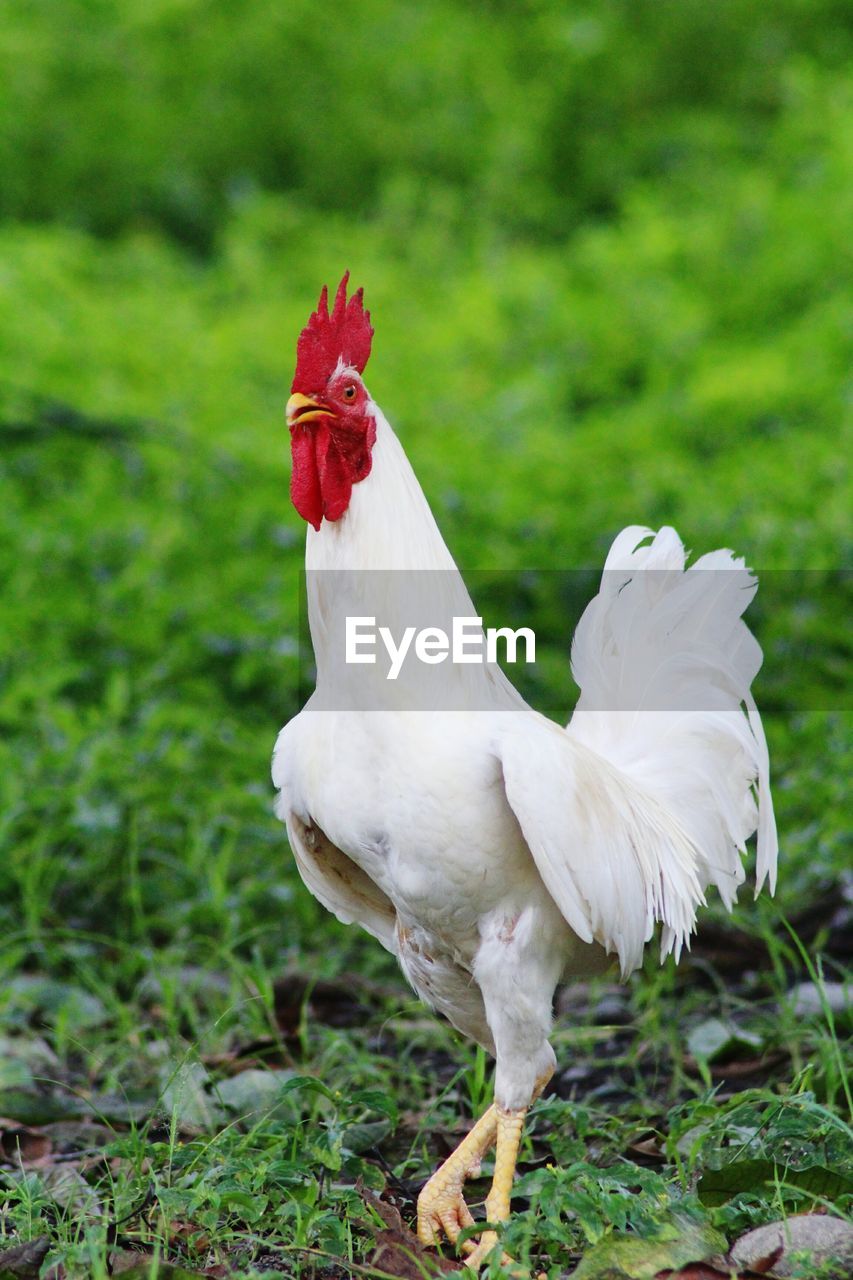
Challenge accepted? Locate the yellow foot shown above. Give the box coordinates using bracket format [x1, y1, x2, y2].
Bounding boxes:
[417, 1180, 476, 1249]
[460, 1105, 526, 1272]
[417, 1104, 497, 1248]
[463, 1229, 514, 1271]
[420, 1067, 552, 1269]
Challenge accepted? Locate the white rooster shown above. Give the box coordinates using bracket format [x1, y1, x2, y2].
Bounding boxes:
[272, 275, 777, 1268]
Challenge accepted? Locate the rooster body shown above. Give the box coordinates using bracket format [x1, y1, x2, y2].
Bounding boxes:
[272, 279, 777, 1265]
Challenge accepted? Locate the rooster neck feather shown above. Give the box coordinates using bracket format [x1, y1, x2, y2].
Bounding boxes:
[303, 406, 522, 712]
[305, 406, 456, 575]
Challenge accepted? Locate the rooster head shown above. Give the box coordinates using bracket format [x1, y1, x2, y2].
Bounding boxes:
[286, 272, 376, 531]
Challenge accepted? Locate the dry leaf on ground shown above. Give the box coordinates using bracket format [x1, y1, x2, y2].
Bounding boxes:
[359, 1184, 458, 1279]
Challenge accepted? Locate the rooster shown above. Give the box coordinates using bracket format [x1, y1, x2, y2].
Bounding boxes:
[272, 275, 777, 1269]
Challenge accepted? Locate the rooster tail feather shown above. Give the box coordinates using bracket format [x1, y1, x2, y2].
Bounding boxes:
[567, 525, 778, 957]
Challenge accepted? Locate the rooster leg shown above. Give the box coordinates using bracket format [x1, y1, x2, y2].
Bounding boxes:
[462, 1066, 553, 1272]
[417, 1103, 498, 1248]
[462, 1105, 525, 1270]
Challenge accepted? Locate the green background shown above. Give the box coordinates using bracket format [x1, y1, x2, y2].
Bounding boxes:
[0, 4, 851, 1276]
[0, 0, 850, 1000]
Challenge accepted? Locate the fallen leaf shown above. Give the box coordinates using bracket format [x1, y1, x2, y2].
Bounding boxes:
[0, 1088, 84, 1126]
[729, 1213, 853, 1278]
[108, 1251, 158, 1275]
[572, 1221, 727, 1279]
[167, 1219, 211, 1251]
[42, 1119, 114, 1156]
[43, 1164, 103, 1216]
[0, 1237, 51, 1279]
[0, 1036, 59, 1080]
[159, 1061, 222, 1132]
[697, 1159, 853, 1207]
[627, 1135, 666, 1164]
[687, 1019, 764, 1063]
[0, 1119, 51, 1165]
[359, 1184, 458, 1278]
[343, 1117, 393, 1154]
[5, 977, 108, 1031]
[788, 981, 849, 1019]
[0, 1087, 146, 1128]
[212, 1066, 295, 1116]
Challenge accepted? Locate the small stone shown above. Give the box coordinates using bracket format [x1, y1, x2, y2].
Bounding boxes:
[789, 980, 849, 1018]
[729, 1213, 853, 1278]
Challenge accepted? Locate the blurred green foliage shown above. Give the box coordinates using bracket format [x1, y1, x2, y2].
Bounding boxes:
[0, 9, 850, 1273]
[0, 0, 850, 953]
[1, 0, 850, 249]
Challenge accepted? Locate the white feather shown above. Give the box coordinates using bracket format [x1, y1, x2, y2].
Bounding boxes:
[565, 524, 778, 960]
[273, 402, 778, 1109]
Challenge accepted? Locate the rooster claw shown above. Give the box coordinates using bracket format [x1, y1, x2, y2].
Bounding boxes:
[458, 1231, 525, 1274]
[417, 1186, 476, 1249]
[460, 1229, 501, 1269]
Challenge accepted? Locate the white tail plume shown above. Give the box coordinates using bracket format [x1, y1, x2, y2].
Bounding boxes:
[567, 525, 778, 963]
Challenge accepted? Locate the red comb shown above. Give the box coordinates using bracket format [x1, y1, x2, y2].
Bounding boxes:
[291, 272, 374, 393]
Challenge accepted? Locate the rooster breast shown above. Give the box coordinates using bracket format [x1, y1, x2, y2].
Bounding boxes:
[273, 706, 608, 1081]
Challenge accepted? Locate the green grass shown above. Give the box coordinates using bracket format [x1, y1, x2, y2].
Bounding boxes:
[0, 1, 851, 1275]
[0, 924, 848, 1276]
[0, 199, 849, 1266]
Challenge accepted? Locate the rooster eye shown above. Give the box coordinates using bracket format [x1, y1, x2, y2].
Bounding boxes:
[342, 384, 357, 401]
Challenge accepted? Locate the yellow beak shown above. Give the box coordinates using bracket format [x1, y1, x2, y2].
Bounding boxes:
[286, 392, 334, 427]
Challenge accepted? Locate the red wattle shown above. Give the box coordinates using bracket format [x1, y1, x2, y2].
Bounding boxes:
[312, 425, 355, 524]
[290, 418, 374, 530]
[290, 424, 324, 531]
